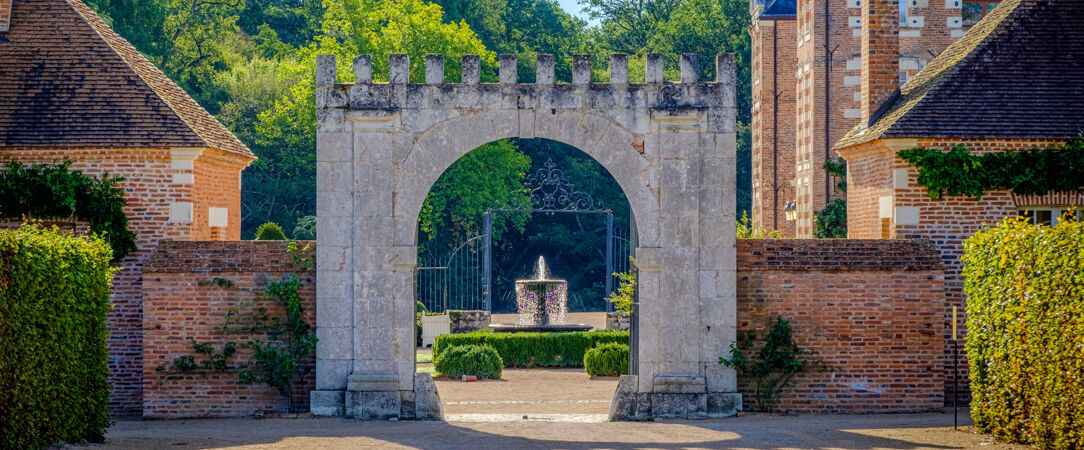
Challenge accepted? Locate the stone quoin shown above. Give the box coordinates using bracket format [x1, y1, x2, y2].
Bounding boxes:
[312, 52, 742, 420]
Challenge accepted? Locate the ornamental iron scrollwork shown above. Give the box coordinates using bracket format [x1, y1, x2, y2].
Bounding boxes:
[503, 158, 606, 214]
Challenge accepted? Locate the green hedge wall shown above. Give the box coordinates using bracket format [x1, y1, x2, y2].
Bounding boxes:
[433, 344, 503, 379]
[433, 330, 629, 368]
[963, 216, 1084, 449]
[584, 342, 630, 377]
[0, 225, 115, 449]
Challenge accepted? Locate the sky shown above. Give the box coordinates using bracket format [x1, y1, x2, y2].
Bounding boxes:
[555, 0, 599, 26]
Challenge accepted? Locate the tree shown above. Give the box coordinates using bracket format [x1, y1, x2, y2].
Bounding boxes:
[419, 140, 532, 253]
[241, 0, 494, 237]
[814, 159, 847, 238]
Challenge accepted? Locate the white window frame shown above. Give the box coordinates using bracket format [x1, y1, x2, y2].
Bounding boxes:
[1018, 207, 1071, 226]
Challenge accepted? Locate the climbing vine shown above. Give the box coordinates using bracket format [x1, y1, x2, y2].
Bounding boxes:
[720, 316, 823, 412]
[157, 242, 317, 412]
[0, 160, 136, 261]
[897, 140, 1084, 199]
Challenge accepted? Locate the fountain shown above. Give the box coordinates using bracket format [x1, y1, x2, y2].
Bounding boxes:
[489, 256, 593, 333]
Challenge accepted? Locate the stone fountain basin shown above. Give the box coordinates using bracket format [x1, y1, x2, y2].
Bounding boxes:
[489, 323, 593, 333]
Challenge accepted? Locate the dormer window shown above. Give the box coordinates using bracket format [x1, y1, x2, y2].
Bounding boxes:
[963, 1, 1000, 26]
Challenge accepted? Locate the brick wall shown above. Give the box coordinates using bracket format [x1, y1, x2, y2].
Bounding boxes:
[736, 239, 946, 413]
[191, 150, 245, 241]
[143, 239, 947, 417]
[751, 17, 798, 237]
[142, 240, 316, 418]
[1, 146, 247, 416]
[839, 137, 1079, 402]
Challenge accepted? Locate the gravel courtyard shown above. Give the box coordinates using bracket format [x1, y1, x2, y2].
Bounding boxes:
[88, 410, 1021, 449]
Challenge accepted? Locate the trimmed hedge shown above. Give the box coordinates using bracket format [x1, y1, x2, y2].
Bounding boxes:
[433, 330, 628, 368]
[0, 225, 115, 449]
[584, 342, 629, 377]
[963, 216, 1084, 449]
[433, 344, 503, 379]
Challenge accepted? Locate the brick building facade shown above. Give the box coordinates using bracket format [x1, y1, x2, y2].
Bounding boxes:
[0, 0, 255, 416]
[751, 0, 978, 236]
[750, 0, 797, 236]
[836, 0, 1084, 400]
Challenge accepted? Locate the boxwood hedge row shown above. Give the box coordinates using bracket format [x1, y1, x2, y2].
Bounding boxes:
[0, 225, 115, 449]
[433, 330, 629, 368]
[963, 215, 1084, 449]
[584, 342, 630, 377]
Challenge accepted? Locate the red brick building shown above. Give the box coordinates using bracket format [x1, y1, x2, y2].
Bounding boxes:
[750, 0, 797, 236]
[750, 0, 999, 237]
[0, 0, 255, 416]
[836, 0, 1084, 398]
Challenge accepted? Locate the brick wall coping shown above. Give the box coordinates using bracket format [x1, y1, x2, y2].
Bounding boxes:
[737, 239, 944, 271]
[144, 240, 316, 273]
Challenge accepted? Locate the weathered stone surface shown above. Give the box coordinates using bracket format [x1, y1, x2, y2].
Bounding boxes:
[314, 52, 740, 419]
[414, 373, 443, 420]
[345, 391, 400, 420]
[310, 390, 345, 417]
[609, 375, 639, 421]
[706, 393, 741, 418]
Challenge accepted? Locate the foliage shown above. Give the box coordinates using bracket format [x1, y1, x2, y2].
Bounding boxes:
[433, 344, 504, 379]
[606, 257, 637, 314]
[255, 221, 287, 240]
[813, 198, 847, 239]
[736, 211, 783, 239]
[433, 330, 628, 368]
[292, 215, 317, 240]
[812, 159, 847, 239]
[823, 158, 847, 193]
[0, 160, 136, 261]
[963, 215, 1084, 449]
[898, 140, 1084, 200]
[720, 316, 821, 412]
[419, 140, 532, 252]
[198, 277, 237, 288]
[584, 342, 629, 376]
[0, 225, 115, 448]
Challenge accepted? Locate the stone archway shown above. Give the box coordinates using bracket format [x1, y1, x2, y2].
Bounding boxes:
[311, 52, 741, 420]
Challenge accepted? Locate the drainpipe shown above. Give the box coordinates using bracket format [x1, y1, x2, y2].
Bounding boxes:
[772, 21, 780, 231]
[823, 1, 835, 203]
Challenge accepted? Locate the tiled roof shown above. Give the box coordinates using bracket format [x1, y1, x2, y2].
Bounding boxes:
[836, 0, 1084, 149]
[0, 0, 254, 159]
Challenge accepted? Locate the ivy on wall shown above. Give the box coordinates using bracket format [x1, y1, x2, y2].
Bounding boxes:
[0, 161, 136, 261]
[897, 140, 1084, 200]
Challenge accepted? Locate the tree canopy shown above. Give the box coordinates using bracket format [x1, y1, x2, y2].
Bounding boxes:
[85, 0, 755, 284]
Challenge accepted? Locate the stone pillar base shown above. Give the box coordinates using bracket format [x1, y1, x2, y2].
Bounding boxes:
[610, 375, 741, 421]
[310, 390, 345, 417]
[317, 373, 444, 421]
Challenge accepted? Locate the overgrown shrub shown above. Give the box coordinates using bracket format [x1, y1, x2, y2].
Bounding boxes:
[0, 225, 115, 448]
[963, 215, 1084, 449]
[433, 330, 628, 368]
[255, 222, 287, 240]
[584, 342, 629, 376]
[292, 215, 317, 240]
[433, 344, 503, 379]
[0, 160, 136, 260]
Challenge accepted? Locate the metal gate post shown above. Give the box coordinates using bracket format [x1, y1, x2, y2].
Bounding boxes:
[483, 211, 493, 312]
[605, 213, 614, 312]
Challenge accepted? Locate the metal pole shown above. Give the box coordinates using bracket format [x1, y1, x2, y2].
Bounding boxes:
[953, 306, 959, 430]
[605, 213, 614, 313]
[483, 211, 493, 312]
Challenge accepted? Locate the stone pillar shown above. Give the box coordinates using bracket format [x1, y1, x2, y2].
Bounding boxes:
[499, 54, 518, 85]
[610, 54, 628, 85]
[573, 55, 591, 85]
[645, 53, 664, 83]
[536, 54, 555, 85]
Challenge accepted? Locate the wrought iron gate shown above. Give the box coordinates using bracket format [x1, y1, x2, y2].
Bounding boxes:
[415, 158, 634, 314]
